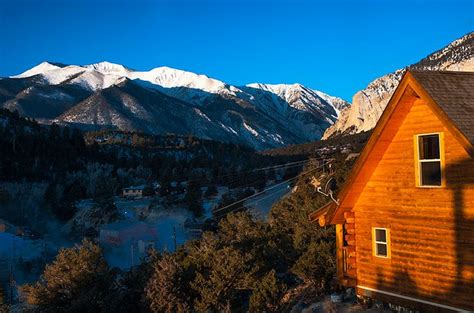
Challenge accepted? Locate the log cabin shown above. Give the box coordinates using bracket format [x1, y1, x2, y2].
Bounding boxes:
[310, 70, 474, 312]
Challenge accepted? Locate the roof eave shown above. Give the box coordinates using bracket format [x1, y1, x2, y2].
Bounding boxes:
[308, 201, 336, 227]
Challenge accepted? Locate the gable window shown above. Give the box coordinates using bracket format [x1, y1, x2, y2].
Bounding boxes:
[372, 227, 390, 258]
[416, 133, 443, 187]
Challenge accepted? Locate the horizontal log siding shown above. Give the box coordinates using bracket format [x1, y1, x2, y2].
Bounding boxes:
[353, 99, 474, 311]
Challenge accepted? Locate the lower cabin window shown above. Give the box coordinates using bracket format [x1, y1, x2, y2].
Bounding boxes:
[373, 227, 390, 258]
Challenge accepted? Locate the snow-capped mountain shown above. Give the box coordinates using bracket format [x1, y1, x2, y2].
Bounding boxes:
[2, 61, 349, 149]
[244, 83, 347, 116]
[323, 32, 474, 139]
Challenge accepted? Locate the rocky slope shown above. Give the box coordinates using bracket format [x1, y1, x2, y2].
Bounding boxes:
[1, 62, 349, 150]
[323, 32, 474, 139]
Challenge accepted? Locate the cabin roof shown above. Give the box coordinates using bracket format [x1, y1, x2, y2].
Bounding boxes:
[310, 70, 474, 226]
[410, 71, 474, 145]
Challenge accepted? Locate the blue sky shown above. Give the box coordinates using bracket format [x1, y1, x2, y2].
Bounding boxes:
[0, 0, 472, 101]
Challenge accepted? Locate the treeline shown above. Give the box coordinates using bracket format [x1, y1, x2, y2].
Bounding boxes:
[0, 109, 87, 181]
[261, 131, 370, 157]
[84, 130, 249, 151]
[0, 287, 6, 313]
[0, 109, 303, 224]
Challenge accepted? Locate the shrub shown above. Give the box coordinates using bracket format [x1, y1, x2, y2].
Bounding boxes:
[291, 240, 336, 290]
[0, 287, 8, 313]
[21, 240, 114, 313]
[249, 270, 286, 313]
[145, 253, 192, 312]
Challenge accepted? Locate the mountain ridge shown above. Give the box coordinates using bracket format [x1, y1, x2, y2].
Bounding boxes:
[4, 32, 471, 149]
[3, 62, 349, 149]
[322, 32, 474, 139]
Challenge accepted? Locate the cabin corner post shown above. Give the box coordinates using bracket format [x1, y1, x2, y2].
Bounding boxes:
[343, 211, 357, 285]
[336, 223, 344, 281]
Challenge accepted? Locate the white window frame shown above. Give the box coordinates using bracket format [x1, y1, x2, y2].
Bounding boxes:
[415, 132, 444, 188]
[372, 227, 390, 258]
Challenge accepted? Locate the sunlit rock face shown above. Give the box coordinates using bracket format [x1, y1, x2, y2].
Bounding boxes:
[323, 32, 474, 139]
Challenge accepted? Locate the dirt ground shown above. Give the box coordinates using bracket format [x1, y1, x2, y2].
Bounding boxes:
[296, 297, 395, 313]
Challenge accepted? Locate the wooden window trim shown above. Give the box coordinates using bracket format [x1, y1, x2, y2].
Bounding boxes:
[414, 132, 445, 188]
[372, 227, 391, 259]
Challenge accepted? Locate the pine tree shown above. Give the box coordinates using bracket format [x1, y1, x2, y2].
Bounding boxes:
[21, 240, 114, 313]
[204, 185, 218, 197]
[0, 287, 8, 313]
[142, 184, 155, 197]
[109, 252, 158, 313]
[0, 188, 10, 205]
[184, 180, 203, 216]
[191, 246, 254, 312]
[249, 270, 286, 313]
[145, 253, 191, 313]
[291, 240, 336, 289]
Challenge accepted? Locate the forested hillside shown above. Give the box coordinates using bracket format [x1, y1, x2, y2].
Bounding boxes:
[261, 131, 370, 158]
[0, 108, 300, 225]
[0, 108, 366, 311]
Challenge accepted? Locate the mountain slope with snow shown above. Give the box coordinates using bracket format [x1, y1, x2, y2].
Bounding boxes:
[323, 32, 474, 139]
[2, 61, 348, 149]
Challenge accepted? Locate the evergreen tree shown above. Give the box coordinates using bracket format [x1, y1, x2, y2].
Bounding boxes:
[191, 246, 254, 312]
[108, 252, 158, 313]
[184, 180, 203, 216]
[291, 241, 336, 289]
[0, 188, 10, 205]
[204, 185, 218, 197]
[249, 270, 286, 313]
[0, 287, 8, 313]
[145, 253, 192, 313]
[142, 184, 155, 197]
[22, 240, 114, 313]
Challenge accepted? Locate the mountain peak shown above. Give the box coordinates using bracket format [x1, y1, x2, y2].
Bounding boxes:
[12, 61, 63, 78]
[3, 60, 350, 149]
[142, 65, 229, 94]
[245, 83, 311, 99]
[85, 61, 132, 75]
[246, 82, 302, 89]
[323, 31, 474, 139]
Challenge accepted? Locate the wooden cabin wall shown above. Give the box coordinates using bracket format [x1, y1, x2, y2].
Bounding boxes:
[352, 97, 474, 311]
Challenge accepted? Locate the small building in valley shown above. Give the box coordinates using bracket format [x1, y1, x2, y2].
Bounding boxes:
[310, 71, 474, 312]
[122, 185, 146, 198]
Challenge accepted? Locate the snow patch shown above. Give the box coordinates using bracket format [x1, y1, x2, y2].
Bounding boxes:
[194, 108, 212, 122]
[219, 122, 238, 135]
[243, 122, 259, 137]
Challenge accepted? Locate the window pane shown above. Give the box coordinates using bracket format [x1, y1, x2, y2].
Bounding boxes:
[375, 229, 386, 242]
[419, 135, 440, 159]
[421, 161, 441, 186]
[376, 243, 388, 257]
